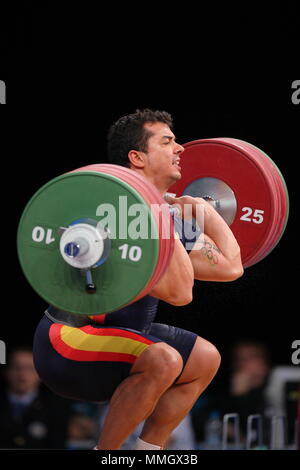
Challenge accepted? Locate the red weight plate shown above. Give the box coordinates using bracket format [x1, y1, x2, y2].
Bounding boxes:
[261, 171, 289, 260]
[240, 141, 289, 261]
[215, 139, 281, 266]
[218, 140, 278, 266]
[249, 152, 287, 262]
[169, 139, 277, 268]
[223, 139, 289, 265]
[71, 164, 174, 302]
[221, 140, 280, 265]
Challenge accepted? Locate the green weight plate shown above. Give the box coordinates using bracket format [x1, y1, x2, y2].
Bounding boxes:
[17, 171, 159, 315]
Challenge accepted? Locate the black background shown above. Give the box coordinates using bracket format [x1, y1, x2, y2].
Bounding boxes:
[0, 3, 299, 393]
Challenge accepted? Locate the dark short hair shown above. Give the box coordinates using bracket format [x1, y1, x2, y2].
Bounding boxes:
[107, 108, 173, 167]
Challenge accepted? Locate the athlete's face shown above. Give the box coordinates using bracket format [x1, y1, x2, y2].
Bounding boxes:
[133, 122, 184, 193]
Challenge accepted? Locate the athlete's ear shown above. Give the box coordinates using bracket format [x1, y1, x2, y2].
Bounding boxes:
[128, 150, 146, 169]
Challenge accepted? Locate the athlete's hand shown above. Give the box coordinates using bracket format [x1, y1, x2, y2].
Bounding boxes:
[164, 194, 215, 220]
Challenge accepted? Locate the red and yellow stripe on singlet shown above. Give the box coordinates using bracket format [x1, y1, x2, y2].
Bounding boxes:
[49, 323, 154, 364]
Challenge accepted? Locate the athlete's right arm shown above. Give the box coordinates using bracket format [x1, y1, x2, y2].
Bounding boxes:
[149, 238, 194, 306]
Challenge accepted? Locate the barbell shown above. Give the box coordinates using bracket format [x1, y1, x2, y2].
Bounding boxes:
[17, 138, 289, 315]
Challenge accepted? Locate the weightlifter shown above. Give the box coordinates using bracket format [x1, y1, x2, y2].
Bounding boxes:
[33, 109, 244, 450]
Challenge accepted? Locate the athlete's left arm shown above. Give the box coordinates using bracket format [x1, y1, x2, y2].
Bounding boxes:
[167, 195, 244, 282]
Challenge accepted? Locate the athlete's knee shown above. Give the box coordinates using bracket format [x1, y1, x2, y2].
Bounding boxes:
[131, 342, 183, 384]
[193, 337, 221, 380]
[203, 340, 221, 375]
[178, 337, 221, 384]
[151, 343, 183, 380]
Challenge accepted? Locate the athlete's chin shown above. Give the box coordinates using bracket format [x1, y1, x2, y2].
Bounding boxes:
[171, 170, 182, 181]
[165, 173, 181, 191]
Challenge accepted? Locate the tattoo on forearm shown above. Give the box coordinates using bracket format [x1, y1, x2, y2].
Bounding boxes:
[198, 239, 221, 265]
[200, 247, 219, 265]
[202, 239, 221, 253]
